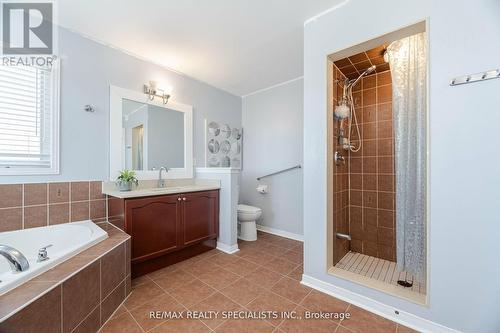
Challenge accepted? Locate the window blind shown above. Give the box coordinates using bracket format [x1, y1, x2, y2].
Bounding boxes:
[0, 65, 53, 168]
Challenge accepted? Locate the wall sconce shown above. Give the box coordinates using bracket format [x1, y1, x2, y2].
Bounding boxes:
[143, 81, 173, 104]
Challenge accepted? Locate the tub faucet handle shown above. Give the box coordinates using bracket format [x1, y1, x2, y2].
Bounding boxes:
[37, 244, 52, 262]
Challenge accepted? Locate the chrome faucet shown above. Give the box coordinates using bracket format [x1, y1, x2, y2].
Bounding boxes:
[0, 245, 29, 272]
[158, 167, 169, 188]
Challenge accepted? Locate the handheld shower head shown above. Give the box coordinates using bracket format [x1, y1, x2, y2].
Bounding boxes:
[364, 65, 377, 76]
[347, 65, 377, 89]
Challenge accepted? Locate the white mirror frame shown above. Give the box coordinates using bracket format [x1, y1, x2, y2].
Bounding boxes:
[109, 85, 193, 180]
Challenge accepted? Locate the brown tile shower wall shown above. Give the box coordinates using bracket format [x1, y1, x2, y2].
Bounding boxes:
[332, 66, 350, 265]
[0, 181, 107, 232]
[349, 70, 396, 261]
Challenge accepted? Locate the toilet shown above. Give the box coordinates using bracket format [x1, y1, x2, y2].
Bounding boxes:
[237, 204, 262, 241]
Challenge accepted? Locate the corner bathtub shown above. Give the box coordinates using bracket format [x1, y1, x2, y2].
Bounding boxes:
[0, 220, 108, 295]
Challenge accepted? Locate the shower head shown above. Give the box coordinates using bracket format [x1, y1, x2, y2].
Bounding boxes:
[347, 65, 377, 89]
[364, 65, 377, 76]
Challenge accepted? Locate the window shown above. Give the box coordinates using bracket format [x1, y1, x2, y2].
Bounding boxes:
[0, 61, 59, 175]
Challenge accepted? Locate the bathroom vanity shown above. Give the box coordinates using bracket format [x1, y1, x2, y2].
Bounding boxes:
[104, 185, 220, 277]
[107, 86, 222, 277]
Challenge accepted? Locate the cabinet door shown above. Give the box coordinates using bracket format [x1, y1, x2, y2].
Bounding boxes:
[180, 190, 219, 246]
[125, 195, 180, 263]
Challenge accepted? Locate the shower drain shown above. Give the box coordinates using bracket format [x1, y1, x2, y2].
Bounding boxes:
[397, 280, 413, 288]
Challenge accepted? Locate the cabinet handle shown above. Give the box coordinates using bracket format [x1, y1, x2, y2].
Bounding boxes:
[177, 197, 181, 201]
[182, 197, 186, 201]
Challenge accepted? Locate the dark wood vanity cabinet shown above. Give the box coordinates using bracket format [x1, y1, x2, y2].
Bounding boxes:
[122, 190, 219, 277]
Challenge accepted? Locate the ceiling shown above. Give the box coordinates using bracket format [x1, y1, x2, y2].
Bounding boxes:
[57, 0, 343, 97]
[334, 44, 390, 80]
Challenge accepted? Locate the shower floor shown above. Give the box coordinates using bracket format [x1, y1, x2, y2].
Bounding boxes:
[335, 251, 426, 295]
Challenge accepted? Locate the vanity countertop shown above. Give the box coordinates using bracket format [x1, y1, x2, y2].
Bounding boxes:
[102, 179, 220, 199]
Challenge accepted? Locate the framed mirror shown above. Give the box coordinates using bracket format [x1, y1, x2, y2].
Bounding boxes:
[109, 85, 193, 180]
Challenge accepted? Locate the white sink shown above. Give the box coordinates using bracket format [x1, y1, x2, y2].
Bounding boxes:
[149, 187, 184, 192]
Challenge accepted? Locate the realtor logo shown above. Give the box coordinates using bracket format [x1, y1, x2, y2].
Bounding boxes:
[1, 2, 53, 54]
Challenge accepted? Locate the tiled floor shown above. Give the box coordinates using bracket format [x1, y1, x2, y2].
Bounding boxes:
[100, 232, 419, 333]
[335, 252, 426, 295]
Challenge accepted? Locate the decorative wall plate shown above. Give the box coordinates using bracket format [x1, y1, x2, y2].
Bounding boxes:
[208, 139, 220, 154]
[205, 119, 242, 169]
[220, 140, 231, 154]
[208, 122, 220, 136]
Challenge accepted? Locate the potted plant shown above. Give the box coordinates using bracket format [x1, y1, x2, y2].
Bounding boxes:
[116, 169, 138, 191]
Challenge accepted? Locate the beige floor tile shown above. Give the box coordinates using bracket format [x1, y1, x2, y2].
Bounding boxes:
[261, 244, 290, 257]
[299, 290, 349, 318]
[168, 279, 217, 307]
[100, 312, 142, 333]
[272, 238, 301, 250]
[150, 318, 211, 333]
[129, 293, 184, 331]
[209, 253, 240, 266]
[245, 267, 283, 290]
[197, 268, 240, 291]
[110, 233, 403, 333]
[131, 274, 152, 288]
[124, 281, 166, 310]
[263, 257, 298, 275]
[278, 306, 338, 333]
[215, 318, 275, 333]
[397, 324, 421, 333]
[190, 292, 241, 329]
[246, 290, 297, 327]
[183, 259, 221, 276]
[271, 277, 311, 304]
[147, 264, 181, 280]
[281, 250, 303, 264]
[224, 258, 259, 277]
[287, 264, 303, 281]
[240, 250, 276, 266]
[221, 277, 265, 306]
[153, 269, 196, 292]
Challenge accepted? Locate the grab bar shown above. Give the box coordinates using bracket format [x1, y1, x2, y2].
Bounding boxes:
[257, 164, 302, 181]
[336, 233, 352, 241]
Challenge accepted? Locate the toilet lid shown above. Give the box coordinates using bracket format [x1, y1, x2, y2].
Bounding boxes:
[238, 204, 261, 213]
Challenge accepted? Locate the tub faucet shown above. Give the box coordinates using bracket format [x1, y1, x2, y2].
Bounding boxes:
[0, 245, 29, 272]
[158, 167, 169, 188]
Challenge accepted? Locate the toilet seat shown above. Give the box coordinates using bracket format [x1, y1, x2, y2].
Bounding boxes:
[237, 204, 261, 213]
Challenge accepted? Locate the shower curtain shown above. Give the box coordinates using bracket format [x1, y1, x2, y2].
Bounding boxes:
[387, 32, 427, 284]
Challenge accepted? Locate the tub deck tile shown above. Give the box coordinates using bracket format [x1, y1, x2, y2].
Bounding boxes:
[0, 222, 130, 327]
[0, 281, 58, 320]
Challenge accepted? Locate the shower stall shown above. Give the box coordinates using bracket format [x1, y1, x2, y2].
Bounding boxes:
[327, 29, 428, 302]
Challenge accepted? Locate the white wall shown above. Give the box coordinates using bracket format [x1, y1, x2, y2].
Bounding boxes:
[303, 0, 500, 332]
[0, 27, 241, 184]
[241, 78, 303, 237]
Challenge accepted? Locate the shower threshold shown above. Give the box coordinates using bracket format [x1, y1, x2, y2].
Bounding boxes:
[329, 252, 427, 304]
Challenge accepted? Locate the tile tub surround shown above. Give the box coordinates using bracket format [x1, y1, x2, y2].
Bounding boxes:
[0, 181, 107, 232]
[99, 231, 418, 333]
[0, 223, 131, 333]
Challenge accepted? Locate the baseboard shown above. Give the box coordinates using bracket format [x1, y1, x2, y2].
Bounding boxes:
[216, 242, 239, 254]
[301, 274, 461, 333]
[256, 224, 304, 242]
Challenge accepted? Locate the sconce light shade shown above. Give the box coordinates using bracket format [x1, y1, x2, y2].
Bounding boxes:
[144, 81, 172, 104]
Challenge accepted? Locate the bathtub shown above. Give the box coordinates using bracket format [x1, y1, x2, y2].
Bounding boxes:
[0, 220, 108, 295]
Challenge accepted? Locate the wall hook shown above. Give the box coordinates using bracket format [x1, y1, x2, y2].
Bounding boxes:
[84, 105, 95, 112]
